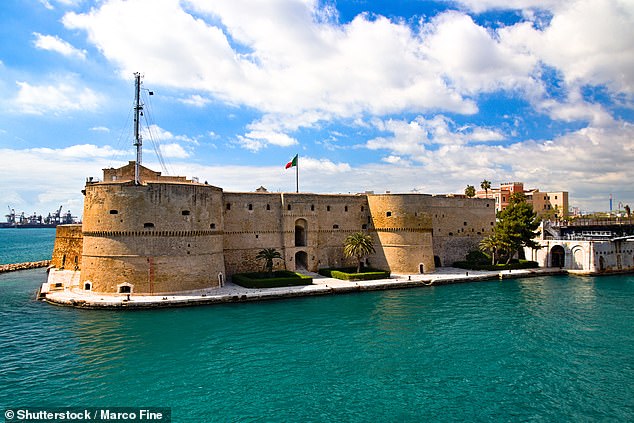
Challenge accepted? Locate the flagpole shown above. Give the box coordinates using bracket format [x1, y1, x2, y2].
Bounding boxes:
[296, 154, 299, 193]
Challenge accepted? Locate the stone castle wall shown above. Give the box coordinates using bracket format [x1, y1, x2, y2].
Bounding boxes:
[366, 194, 434, 274]
[51, 172, 496, 294]
[80, 181, 225, 294]
[426, 196, 496, 266]
[222, 192, 370, 274]
[51, 224, 83, 270]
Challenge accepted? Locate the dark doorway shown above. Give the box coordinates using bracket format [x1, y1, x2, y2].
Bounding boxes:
[434, 256, 441, 267]
[295, 219, 307, 247]
[551, 246, 565, 268]
[599, 256, 605, 271]
[419, 263, 424, 274]
[295, 251, 308, 270]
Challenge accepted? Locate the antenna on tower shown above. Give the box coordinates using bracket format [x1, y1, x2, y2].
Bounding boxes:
[133, 72, 143, 185]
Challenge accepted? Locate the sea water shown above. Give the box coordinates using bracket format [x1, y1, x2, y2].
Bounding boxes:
[0, 230, 633, 421]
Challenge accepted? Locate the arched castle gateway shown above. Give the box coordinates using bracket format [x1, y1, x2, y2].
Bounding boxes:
[49, 162, 496, 295]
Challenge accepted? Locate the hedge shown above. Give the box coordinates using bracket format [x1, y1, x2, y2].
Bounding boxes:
[318, 267, 390, 281]
[232, 271, 313, 288]
[452, 260, 539, 271]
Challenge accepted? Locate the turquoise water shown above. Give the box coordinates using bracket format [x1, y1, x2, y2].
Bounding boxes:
[1, 235, 633, 421]
[0, 228, 55, 264]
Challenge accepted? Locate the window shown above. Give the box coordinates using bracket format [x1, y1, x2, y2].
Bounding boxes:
[287, 204, 292, 211]
[266, 204, 270, 210]
[144, 222, 155, 228]
[119, 285, 131, 294]
[84, 282, 91, 291]
[361, 206, 364, 212]
[311, 204, 315, 211]
[386, 211, 392, 217]
[327, 205, 331, 211]
[464, 221, 467, 226]
[110, 209, 118, 214]
[362, 224, 367, 229]
[333, 224, 339, 229]
[182, 210, 190, 216]
[210, 223, 216, 229]
[248, 204, 253, 211]
[345, 206, 348, 212]
[226, 203, 231, 210]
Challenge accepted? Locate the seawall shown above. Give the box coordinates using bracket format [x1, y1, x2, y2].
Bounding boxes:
[0, 260, 51, 273]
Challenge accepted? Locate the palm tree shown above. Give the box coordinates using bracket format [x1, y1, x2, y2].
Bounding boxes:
[343, 232, 376, 273]
[480, 179, 491, 198]
[465, 185, 476, 198]
[479, 234, 501, 265]
[256, 248, 283, 277]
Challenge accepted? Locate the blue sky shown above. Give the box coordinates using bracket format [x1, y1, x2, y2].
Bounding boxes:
[0, 0, 632, 218]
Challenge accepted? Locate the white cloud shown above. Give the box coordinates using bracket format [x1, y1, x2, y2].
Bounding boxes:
[61, 0, 483, 148]
[455, 0, 562, 13]
[367, 115, 506, 154]
[33, 32, 87, 59]
[90, 126, 110, 132]
[499, 0, 634, 95]
[159, 143, 189, 158]
[14, 79, 101, 115]
[179, 94, 211, 107]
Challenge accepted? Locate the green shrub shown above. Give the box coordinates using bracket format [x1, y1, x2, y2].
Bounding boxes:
[232, 271, 312, 288]
[318, 267, 390, 281]
[465, 250, 491, 265]
[452, 260, 539, 271]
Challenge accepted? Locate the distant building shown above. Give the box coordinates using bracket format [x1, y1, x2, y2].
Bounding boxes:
[476, 182, 568, 219]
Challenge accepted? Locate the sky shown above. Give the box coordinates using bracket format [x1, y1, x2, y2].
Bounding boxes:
[0, 0, 633, 219]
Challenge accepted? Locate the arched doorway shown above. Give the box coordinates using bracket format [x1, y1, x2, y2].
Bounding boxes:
[295, 251, 308, 270]
[295, 219, 307, 247]
[551, 245, 565, 268]
[419, 263, 424, 274]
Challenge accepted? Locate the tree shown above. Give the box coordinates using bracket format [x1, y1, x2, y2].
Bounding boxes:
[479, 234, 504, 265]
[256, 248, 283, 277]
[465, 185, 476, 198]
[493, 192, 540, 263]
[343, 232, 376, 273]
[480, 180, 491, 198]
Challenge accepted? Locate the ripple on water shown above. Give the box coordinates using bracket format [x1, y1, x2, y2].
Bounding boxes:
[1, 273, 633, 421]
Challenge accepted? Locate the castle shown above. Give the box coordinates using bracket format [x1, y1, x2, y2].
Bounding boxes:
[49, 161, 496, 295]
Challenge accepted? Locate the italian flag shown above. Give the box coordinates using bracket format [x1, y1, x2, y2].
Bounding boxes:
[285, 154, 298, 169]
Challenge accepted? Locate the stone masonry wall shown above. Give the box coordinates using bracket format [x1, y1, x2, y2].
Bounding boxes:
[80, 181, 225, 294]
[426, 196, 496, 266]
[222, 192, 370, 274]
[367, 194, 434, 274]
[51, 224, 83, 270]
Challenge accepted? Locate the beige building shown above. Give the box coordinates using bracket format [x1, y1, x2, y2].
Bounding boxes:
[50, 162, 495, 295]
[476, 182, 568, 219]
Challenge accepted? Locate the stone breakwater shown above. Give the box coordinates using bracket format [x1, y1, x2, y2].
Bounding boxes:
[0, 260, 51, 273]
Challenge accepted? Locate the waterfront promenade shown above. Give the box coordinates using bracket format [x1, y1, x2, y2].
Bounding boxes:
[42, 267, 567, 309]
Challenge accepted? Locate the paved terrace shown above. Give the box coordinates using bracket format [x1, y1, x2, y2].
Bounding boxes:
[42, 267, 567, 309]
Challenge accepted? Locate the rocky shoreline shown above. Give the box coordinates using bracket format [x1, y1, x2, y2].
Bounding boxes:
[0, 260, 51, 273]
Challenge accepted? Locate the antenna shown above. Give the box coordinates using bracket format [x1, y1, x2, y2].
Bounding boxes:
[133, 72, 143, 185]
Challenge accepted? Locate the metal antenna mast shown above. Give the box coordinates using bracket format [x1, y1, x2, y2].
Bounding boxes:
[133, 72, 143, 185]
